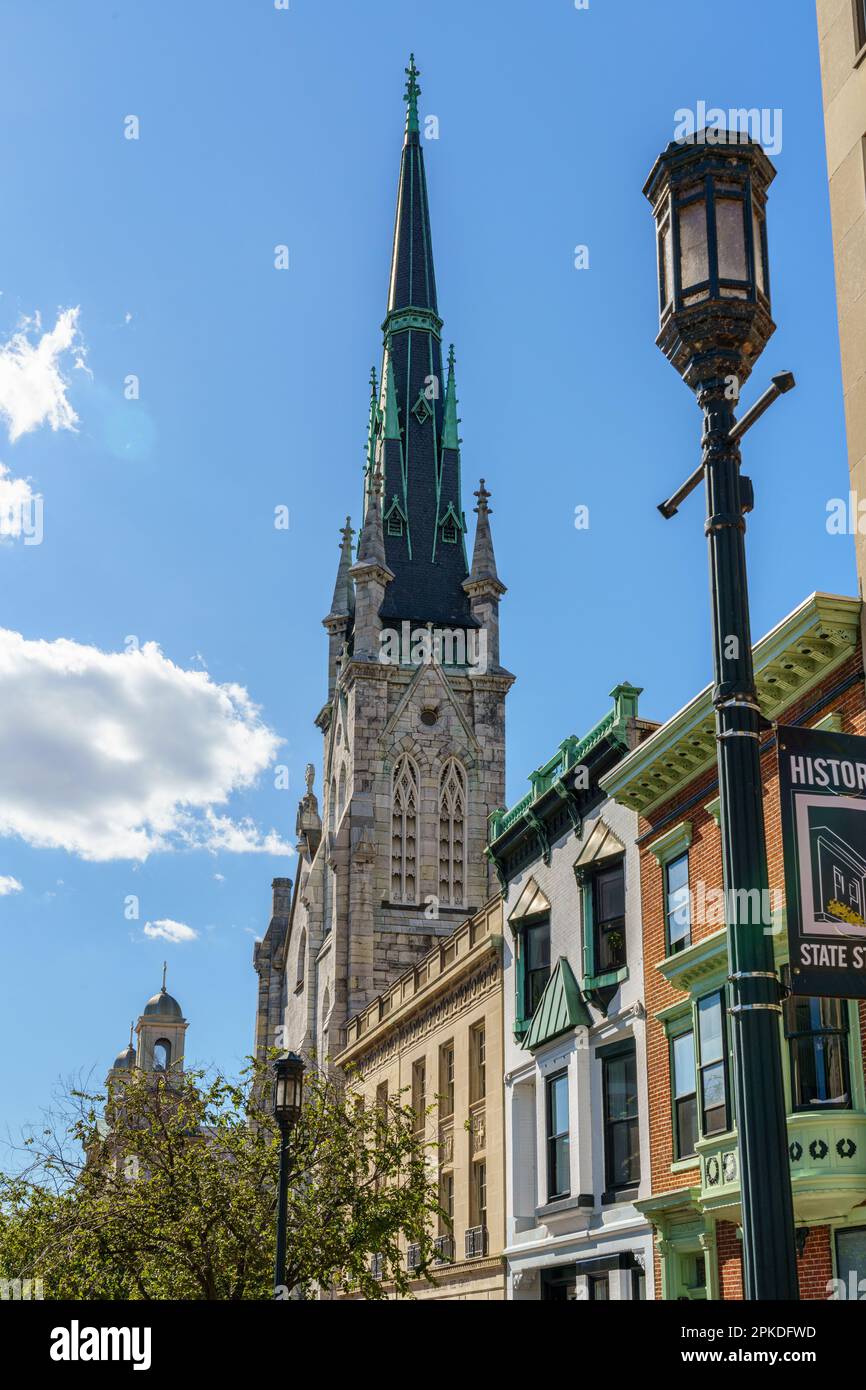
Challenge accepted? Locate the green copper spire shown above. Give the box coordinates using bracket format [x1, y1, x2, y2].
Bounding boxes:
[404, 53, 421, 142]
[443, 343, 460, 450]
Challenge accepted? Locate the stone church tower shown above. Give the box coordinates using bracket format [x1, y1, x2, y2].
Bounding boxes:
[254, 57, 513, 1066]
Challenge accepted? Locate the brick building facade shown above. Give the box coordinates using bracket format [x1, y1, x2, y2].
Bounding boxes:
[602, 592, 866, 1299]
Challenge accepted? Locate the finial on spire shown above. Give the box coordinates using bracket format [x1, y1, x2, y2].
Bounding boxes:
[474, 478, 491, 514]
[404, 53, 421, 140]
[129, 1021, 134, 1047]
[443, 348, 460, 451]
[161, 960, 167, 993]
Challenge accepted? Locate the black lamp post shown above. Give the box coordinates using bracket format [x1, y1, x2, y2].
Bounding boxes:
[645, 131, 799, 1301]
[272, 1050, 304, 1297]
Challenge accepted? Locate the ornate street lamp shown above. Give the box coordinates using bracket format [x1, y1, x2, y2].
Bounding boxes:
[645, 131, 799, 1301]
[648, 130, 774, 390]
[272, 1051, 304, 1297]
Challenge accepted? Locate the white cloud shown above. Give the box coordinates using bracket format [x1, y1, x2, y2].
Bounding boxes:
[0, 308, 87, 442]
[0, 629, 292, 862]
[0, 875, 22, 896]
[143, 918, 198, 944]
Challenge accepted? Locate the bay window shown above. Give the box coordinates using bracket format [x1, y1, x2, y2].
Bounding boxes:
[782, 971, 851, 1111]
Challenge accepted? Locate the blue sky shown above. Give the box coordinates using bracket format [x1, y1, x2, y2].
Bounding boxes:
[0, 0, 853, 1144]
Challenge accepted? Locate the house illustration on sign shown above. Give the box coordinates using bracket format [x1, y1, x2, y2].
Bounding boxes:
[813, 825, 866, 929]
[794, 794, 866, 939]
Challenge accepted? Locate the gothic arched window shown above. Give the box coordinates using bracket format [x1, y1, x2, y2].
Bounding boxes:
[296, 929, 307, 990]
[153, 1039, 171, 1071]
[391, 754, 419, 903]
[438, 758, 466, 906]
[337, 765, 347, 821]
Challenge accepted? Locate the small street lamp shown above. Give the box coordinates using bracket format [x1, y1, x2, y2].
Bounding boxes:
[645, 130, 799, 1301]
[272, 1051, 304, 1297]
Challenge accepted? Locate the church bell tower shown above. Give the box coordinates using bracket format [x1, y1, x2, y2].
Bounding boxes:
[254, 56, 514, 1066]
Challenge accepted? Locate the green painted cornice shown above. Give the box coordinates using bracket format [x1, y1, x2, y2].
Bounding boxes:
[600, 592, 862, 817]
[524, 956, 591, 1050]
[488, 684, 643, 846]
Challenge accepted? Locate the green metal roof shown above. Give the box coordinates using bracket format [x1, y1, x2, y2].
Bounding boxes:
[524, 957, 591, 1050]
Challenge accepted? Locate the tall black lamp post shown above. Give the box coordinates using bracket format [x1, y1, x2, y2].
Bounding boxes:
[272, 1050, 304, 1297]
[644, 131, 799, 1300]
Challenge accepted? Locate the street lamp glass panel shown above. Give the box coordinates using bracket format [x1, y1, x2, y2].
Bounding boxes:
[658, 215, 674, 312]
[273, 1053, 304, 1123]
[678, 200, 709, 291]
[752, 205, 766, 296]
[715, 198, 748, 283]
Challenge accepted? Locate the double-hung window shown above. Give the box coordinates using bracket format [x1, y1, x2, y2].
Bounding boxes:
[665, 852, 691, 954]
[602, 1044, 640, 1192]
[697, 991, 730, 1136]
[546, 1070, 570, 1200]
[593, 862, 626, 973]
[524, 919, 551, 1019]
[672, 1027, 698, 1159]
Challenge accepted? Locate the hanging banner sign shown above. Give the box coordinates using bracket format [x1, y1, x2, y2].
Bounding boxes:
[778, 723, 866, 999]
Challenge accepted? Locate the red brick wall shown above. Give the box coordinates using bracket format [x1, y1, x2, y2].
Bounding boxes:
[797, 1226, 833, 1301]
[716, 1221, 744, 1300]
[715, 1223, 833, 1301]
[640, 649, 866, 1297]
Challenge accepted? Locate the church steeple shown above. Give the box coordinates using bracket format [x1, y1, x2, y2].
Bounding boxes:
[372, 56, 472, 630]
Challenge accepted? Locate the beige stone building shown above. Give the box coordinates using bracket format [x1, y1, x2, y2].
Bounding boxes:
[817, 1, 866, 586]
[335, 896, 506, 1300]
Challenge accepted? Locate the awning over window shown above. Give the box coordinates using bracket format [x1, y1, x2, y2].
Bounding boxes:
[573, 819, 624, 872]
[524, 957, 591, 1050]
[508, 876, 551, 925]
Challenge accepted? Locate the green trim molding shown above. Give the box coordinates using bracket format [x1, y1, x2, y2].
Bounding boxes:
[648, 819, 693, 867]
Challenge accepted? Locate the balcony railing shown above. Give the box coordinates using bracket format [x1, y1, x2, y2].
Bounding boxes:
[406, 1243, 422, 1273]
[434, 1234, 454, 1263]
[370, 1254, 384, 1281]
[465, 1225, 488, 1259]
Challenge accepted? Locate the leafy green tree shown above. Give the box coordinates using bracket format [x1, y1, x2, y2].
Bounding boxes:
[0, 1058, 443, 1300]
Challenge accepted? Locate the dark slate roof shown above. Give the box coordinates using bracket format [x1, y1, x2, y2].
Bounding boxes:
[373, 62, 472, 631]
